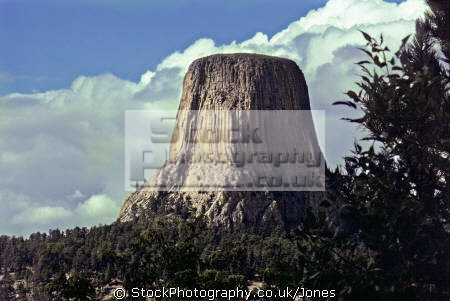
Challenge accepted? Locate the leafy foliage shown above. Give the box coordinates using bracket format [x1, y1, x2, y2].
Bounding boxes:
[320, 26, 449, 300]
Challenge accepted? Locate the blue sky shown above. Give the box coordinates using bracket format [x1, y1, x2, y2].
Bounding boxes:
[0, 0, 407, 94]
[1, 0, 334, 94]
[0, 0, 425, 236]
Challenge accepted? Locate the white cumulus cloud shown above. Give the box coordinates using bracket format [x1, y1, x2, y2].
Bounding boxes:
[0, 0, 427, 236]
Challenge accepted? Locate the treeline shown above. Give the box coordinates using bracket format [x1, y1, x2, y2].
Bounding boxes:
[0, 215, 305, 300]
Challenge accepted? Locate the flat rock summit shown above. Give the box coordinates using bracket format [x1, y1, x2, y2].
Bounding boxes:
[176, 53, 311, 111]
[119, 53, 326, 233]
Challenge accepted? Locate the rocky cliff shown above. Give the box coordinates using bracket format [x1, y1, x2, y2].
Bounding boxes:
[119, 53, 325, 233]
[175, 53, 310, 111]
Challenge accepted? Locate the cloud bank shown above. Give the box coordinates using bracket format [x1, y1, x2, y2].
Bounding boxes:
[0, 0, 427, 236]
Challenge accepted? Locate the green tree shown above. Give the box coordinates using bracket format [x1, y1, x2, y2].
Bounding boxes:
[425, 0, 450, 59]
[63, 273, 95, 301]
[46, 272, 95, 301]
[296, 6, 450, 300]
[116, 227, 165, 300]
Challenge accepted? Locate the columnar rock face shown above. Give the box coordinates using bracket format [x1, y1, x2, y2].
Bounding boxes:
[119, 54, 325, 233]
[176, 53, 311, 111]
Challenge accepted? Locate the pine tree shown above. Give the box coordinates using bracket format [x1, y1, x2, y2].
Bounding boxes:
[426, 0, 450, 59]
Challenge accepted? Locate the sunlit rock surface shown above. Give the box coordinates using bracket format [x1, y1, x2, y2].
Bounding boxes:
[119, 54, 326, 233]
